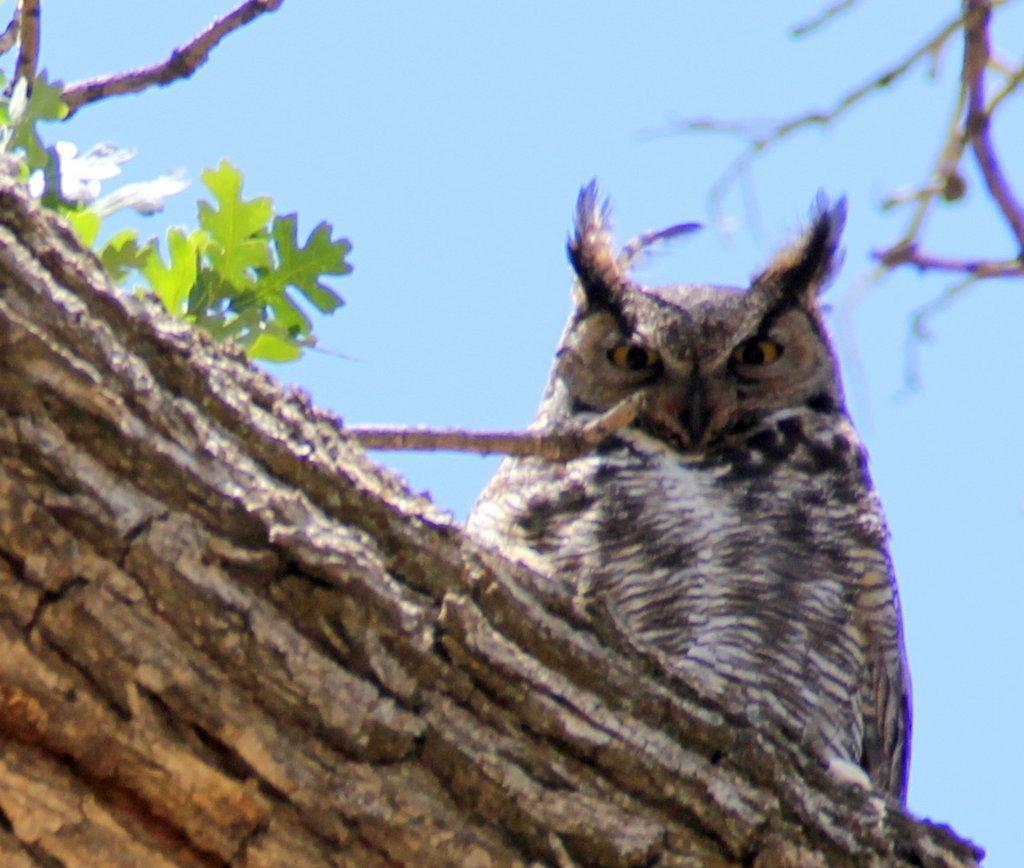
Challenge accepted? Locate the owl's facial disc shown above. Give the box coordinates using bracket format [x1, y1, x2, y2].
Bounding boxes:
[615, 306, 839, 451]
[559, 243, 844, 452]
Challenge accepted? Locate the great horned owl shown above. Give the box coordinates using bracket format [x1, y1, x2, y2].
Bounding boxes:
[468, 183, 911, 801]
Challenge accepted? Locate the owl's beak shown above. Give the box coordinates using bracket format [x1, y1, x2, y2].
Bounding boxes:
[681, 375, 711, 446]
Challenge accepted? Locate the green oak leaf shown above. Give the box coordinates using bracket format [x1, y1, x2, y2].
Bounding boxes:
[267, 291, 313, 340]
[61, 208, 102, 247]
[198, 160, 273, 287]
[71, 156, 349, 363]
[99, 229, 158, 283]
[187, 262, 232, 323]
[262, 214, 350, 312]
[144, 228, 209, 317]
[248, 330, 304, 362]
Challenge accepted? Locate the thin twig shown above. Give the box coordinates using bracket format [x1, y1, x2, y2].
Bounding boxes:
[902, 274, 981, 390]
[879, 2, 1024, 272]
[13, 0, 39, 87]
[889, 86, 969, 240]
[662, 0, 1024, 390]
[791, 0, 861, 38]
[673, 7, 973, 220]
[0, 12, 19, 57]
[61, 0, 285, 117]
[872, 244, 1024, 276]
[987, 50, 1016, 78]
[347, 391, 650, 460]
[985, 56, 1024, 115]
[909, 275, 981, 341]
[963, 0, 1024, 250]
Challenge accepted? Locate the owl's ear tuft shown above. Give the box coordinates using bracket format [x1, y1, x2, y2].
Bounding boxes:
[755, 194, 846, 305]
[567, 181, 631, 319]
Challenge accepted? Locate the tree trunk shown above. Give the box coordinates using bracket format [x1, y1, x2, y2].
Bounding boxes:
[0, 172, 979, 867]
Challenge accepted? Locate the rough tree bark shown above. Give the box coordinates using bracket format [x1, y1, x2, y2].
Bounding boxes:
[0, 171, 980, 867]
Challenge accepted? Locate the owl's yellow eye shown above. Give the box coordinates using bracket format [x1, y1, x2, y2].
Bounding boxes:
[732, 338, 783, 366]
[608, 344, 660, 372]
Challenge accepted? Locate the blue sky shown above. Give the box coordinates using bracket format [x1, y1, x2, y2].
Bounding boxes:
[47, 2, 1023, 863]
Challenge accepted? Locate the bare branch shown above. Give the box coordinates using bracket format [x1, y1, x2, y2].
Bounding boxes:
[347, 391, 649, 460]
[13, 0, 39, 86]
[61, 0, 285, 116]
[872, 243, 1024, 276]
[668, 0, 1024, 380]
[0, 12, 19, 57]
[881, 3, 1024, 281]
[672, 8, 972, 220]
[790, 0, 861, 38]
[963, 0, 1024, 250]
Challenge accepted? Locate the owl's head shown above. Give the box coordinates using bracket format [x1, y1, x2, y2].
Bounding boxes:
[551, 182, 847, 451]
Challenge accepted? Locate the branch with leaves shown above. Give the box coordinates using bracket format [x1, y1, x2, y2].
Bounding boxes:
[0, 0, 351, 361]
[103, 161, 350, 361]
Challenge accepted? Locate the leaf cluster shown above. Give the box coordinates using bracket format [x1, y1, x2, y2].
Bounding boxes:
[1, 73, 351, 362]
[104, 161, 351, 361]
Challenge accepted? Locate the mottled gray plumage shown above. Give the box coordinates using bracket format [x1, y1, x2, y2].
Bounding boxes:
[468, 183, 911, 800]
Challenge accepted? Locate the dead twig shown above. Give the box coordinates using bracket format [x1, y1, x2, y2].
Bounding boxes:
[61, 0, 285, 117]
[347, 390, 649, 460]
[13, 0, 39, 87]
